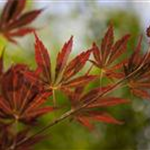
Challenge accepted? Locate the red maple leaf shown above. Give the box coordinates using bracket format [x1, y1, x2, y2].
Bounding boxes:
[0, 64, 53, 123]
[25, 33, 97, 105]
[68, 86, 129, 130]
[0, 0, 43, 43]
[91, 24, 130, 79]
[124, 35, 150, 99]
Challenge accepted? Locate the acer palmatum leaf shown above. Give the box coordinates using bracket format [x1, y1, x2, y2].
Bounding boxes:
[91, 24, 130, 79]
[25, 34, 96, 106]
[124, 35, 150, 99]
[0, 65, 53, 123]
[0, 0, 43, 43]
[67, 86, 129, 130]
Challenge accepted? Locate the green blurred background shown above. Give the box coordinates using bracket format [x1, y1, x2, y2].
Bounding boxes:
[1, 0, 150, 150]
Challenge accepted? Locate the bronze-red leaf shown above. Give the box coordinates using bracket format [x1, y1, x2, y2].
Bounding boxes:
[35, 33, 51, 83]
[63, 50, 92, 80]
[87, 97, 129, 108]
[91, 112, 123, 124]
[6, 28, 35, 37]
[62, 75, 97, 88]
[0, 0, 25, 25]
[55, 36, 73, 80]
[101, 24, 114, 63]
[8, 9, 43, 30]
[108, 34, 130, 64]
[91, 25, 130, 79]
[0, 0, 43, 43]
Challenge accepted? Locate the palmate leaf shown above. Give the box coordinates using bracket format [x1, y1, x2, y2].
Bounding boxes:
[25, 34, 96, 104]
[0, 64, 53, 123]
[0, 0, 26, 23]
[68, 86, 129, 130]
[0, 0, 42, 43]
[124, 35, 150, 100]
[91, 24, 130, 79]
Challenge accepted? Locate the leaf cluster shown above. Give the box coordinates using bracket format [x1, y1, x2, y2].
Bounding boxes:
[0, 0, 150, 150]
